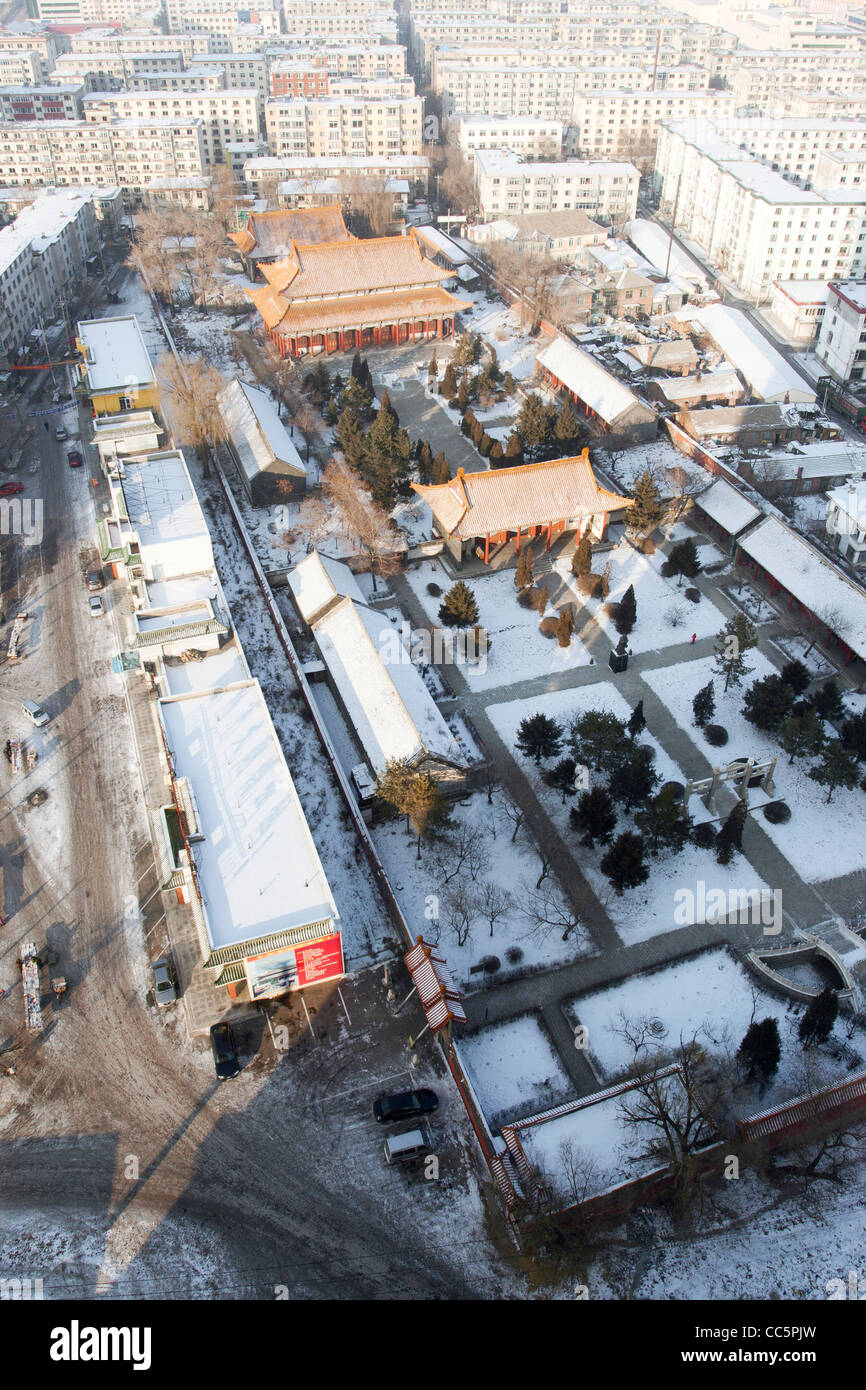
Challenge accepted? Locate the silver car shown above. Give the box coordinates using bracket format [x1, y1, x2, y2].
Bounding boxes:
[89, 594, 104, 617]
[151, 957, 177, 1007]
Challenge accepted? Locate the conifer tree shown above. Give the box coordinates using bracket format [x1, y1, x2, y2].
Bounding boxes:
[627, 699, 646, 739]
[798, 987, 838, 1047]
[515, 543, 534, 589]
[570, 785, 617, 847]
[516, 712, 563, 764]
[503, 431, 524, 466]
[615, 583, 637, 636]
[417, 439, 434, 484]
[556, 604, 574, 648]
[668, 537, 702, 587]
[808, 739, 861, 803]
[440, 360, 457, 400]
[715, 800, 747, 866]
[692, 680, 716, 729]
[571, 532, 592, 577]
[630, 468, 664, 532]
[738, 1017, 781, 1083]
[600, 832, 649, 895]
[427, 348, 438, 384]
[439, 579, 479, 628]
[431, 451, 451, 484]
[554, 398, 580, 453]
[713, 613, 757, 692]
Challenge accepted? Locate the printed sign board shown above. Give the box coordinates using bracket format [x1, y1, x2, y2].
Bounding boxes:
[244, 932, 343, 1001]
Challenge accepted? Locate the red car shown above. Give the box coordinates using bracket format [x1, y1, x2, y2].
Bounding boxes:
[0, 480, 23, 495]
[67, 449, 83, 468]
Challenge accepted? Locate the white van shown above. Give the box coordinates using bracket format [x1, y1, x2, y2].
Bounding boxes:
[383, 1126, 432, 1166]
[21, 699, 49, 728]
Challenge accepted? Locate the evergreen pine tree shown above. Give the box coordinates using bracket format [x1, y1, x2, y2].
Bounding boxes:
[609, 744, 658, 811]
[808, 739, 861, 803]
[427, 349, 438, 384]
[841, 709, 866, 760]
[440, 361, 457, 400]
[461, 407, 478, 438]
[516, 392, 556, 460]
[780, 659, 810, 695]
[715, 800, 747, 866]
[439, 579, 479, 628]
[668, 537, 702, 587]
[570, 785, 617, 848]
[431, 452, 451, 484]
[635, 784, 692, 856]
[516, 712, 563, 764]
[336, 404, 365, 469]
[554, 398, 580, 452]
[571, 532, 592, 577]
[378, 387, 398, 423]
[542, 756, 577, 802]
[798, 987, 838, 1047]
[359, 399, 411, 507]
[813, 679, 845, 722]
[778, 710, 825, 765]
[571, 709, 629, 773]
[456, 373, 471, 413]
[627, 699, 646, 739]
[629, 468, 664, 532]
[615, 583, 637, 636]
[515, 544, 534, 588]
[503, 430, 524, 466]
[713, 613, 758, 692]
[489, 439, 504, 462]
[738, 1017, 781, 1083]
[417, 440, 434, 484]
[555, 604, 574, 648]
[742, 674, 795, 733]
[692, 680, 716, 729]
[600, 831, 649, 895]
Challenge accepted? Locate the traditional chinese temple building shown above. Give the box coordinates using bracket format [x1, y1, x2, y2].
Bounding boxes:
[413, 451, 634, 565]
[247, 229, 471, 358]
[229, 204, 351, 279]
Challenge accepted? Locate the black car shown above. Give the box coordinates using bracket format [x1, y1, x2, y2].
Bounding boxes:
[210, 1021, 240, 1080]
[373, 1088, 438, 1124]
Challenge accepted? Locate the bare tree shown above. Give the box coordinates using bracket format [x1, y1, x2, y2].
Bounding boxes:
[523, 878, 582, 943]
[127, 205, 186, 309]
[475, 880, 512, 937]
[157, 352, 226, 473]
[441, 880, 477, 948]
[286, 491, 331, 555]
[209, 163, 244, 234]
[292, 398, 325, 473]
[488, 242, 562, 332]
[343, 176, 395, 237]
[322, 455, 402, 593]
[501, 795, 525, 843]
[430, 820, 489, 886]
[177, 213, 228, 309]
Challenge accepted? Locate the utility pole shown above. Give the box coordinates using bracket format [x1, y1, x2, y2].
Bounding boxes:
[651, 28, 661, 93]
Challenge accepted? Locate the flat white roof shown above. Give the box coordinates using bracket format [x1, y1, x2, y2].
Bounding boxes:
[161, 641, 251, 697]
[160, 681, 338, 951]
[623, 218, 709, 286]
[538, 336, 654, 428]
[684, 305, 816, 404]
[414, 224, 469, 264]
[312, 598, 466, 775]
[120, 450, 212, 573]
[78, 314, 156, 393]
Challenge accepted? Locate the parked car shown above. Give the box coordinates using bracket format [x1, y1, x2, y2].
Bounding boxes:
[210, 1021, 240, 1080]
[21, 698, 49, 728]
[67, 449, 83, 468]
[151, 957, 177, 1007]
[88, 595, 104, 617]
[86, 569, 103, 591]
[373, 1088, 439, 1124]
[54, 423, 68, 440]
[0, 480, 23, 495]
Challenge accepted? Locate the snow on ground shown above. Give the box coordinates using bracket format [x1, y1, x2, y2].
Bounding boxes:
[642, 652, 866, 882]
[594, 436, 709, 497]
[485, 683, 771, 946]
[458, 1016, 575, 1123]
[371, 789, 593, 989]
[564, 946, 866, 1107]
[771, 632, 834, 678]
[406, 557, 594, 691]
[551, 538, 725, 656]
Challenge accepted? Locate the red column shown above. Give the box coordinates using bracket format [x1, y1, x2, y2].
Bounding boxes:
[600, 512, 608, 540]
[545, 522, 552, 550]
[515, 527, 521, 554]
[484, 533, 490, 563]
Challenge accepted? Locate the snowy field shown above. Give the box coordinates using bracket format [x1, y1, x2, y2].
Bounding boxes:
[371, 789, 593, 989]
[458, 1016, 574, 1123]
[406, 558, 593, 691]
[486, 683, 770, 946]
[642, 652, 866, 882]
[564, 946, 865, 1103]
[551, 539, 726, 656]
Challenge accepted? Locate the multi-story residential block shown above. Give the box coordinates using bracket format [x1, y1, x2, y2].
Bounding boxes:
[570, 89, 737, 162]
[265, 94, 422, 159]
[243, 153, 428, 196]
[0, 20, 62, 77]
[266, 43, 407, 80]
[165, 0, 282, 38]
[654, 118, 866, 301]
[82, 88, 262, 166]
[816, 281, 866, 383]
[453, 114, 564, 159]
[0, 188, 109, 362]
[0, 50, 48, 85]
[474, 150, 639, 223]
[769, 279, 829, 346]
[270, 60, 331, 97]
[0, 117, 207, 192]
[0, 84, 84, 121]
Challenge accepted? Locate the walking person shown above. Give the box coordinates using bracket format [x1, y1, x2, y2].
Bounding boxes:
[691, 632, 697, 644]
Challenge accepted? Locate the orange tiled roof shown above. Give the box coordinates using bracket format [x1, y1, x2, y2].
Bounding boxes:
[412, 452, 634, 539]
[258, 228, 452, 301]
[229, 205, 350, 258]
[255, 286, 472, 337]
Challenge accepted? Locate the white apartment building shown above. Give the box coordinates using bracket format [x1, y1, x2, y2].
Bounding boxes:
[190, 52, 268, 92]
[35, 0, 145, 22]
[0, 84, 84, 120]
[69, 30, 200, 60]
[453, 114, 563, 159]
[826, 481, 866, 567]
[0, 118, 207, 192]
[0, 21, 60, 77]
[82, 89, 262, 166]
[769, 279, 829, 346]
[816, 282, 866, 383]
[265, 43, 406, 79]
[265, 94, 421, 159]
[715, 48, 866, 86]
[654, 119, 866, 302]
[243, 153, 428, 195]
[0, 51, 46, 85]
[474, 150, 639, 223]
[571, 89, 737, 161]
[280, 5, 398, 41]
[165, 0, 279, 26]
[0, 188, 106, 360]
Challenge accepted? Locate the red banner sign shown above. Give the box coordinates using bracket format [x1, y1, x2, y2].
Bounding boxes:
[295, 933, 344, 987]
